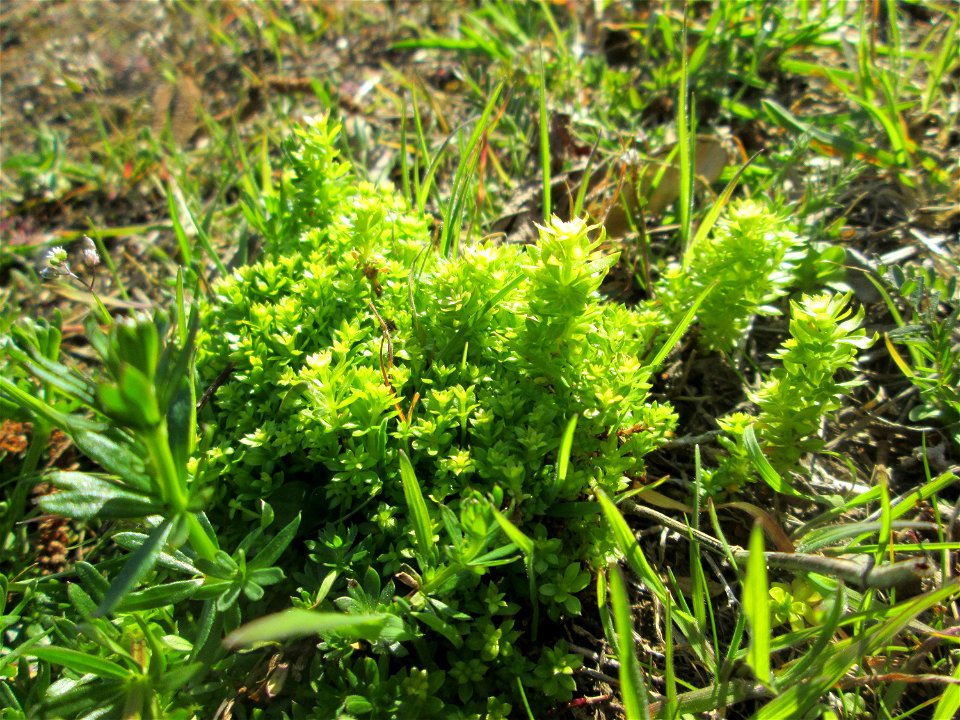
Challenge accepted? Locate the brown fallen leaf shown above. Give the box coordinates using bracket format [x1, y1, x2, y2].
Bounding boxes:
[602, 135, 730, 237]
[152, 64, 203, 147]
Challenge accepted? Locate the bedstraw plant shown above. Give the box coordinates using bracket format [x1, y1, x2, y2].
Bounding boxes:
[196, 115, 679, 715]
[0, 112, 938, 719]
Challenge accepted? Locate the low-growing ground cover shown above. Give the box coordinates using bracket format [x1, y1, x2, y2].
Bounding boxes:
[1, 2, 958, 719]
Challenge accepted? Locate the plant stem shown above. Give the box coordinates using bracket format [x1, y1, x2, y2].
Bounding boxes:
[143, 424, 188, 512]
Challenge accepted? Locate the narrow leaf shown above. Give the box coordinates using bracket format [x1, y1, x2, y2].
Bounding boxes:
[118, 579, 203, 612]
[596, 490, 666, 598]
[248, 513, 301, 570]
[30, 646, 128, 680]
[98, 518, 176, 616]
[224, 609, 389, 649]
[40, 472, 161, 520]
[743, 522, 772, 688]
[743, 425, 804, 498]
[644, 281, 717, 372]
[398, 450, 436, 565]
[608, 565, 649, 720]
[555, 414, 578, 488]
[489, 506, 534, 556]
[755, 583, 960, 719]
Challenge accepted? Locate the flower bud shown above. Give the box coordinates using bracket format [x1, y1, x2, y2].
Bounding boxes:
[80, 236, 101, 268]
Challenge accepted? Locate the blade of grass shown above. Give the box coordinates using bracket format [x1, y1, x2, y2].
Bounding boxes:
[743, 425, 805, 498]
[29, 646, 129, 680]
[743, 522, 772, 689]
[166, 180, 194, 267]
[644, 280, 717, 372]
[553, 414, 578, 495]
[683, 151, 763, 269]
[935, 658, 960, 720]
[663, 593, 678, 720]
[538, 48, 551, 222]
[753, 583, 960, 720]
[441, 82, 505, 257]
[489, 504, 538, 639]
[608, 564, 649, 720]
[778, 584, 846, 686]
[224, 609, 389, 648]
[677, 10, 694, 247]
[399, 93, 411, 205]
[398, 450, 437, 567]
[596, 489, 714, 666]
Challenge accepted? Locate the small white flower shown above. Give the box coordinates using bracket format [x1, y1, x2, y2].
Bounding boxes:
[45, 246, 68, 268]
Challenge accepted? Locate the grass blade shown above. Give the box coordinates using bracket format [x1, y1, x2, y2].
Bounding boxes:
[608, 564, 649, 720]
[677, 11, 694, 247]
[753, 583, 960, 719]
[398, 449, 436, 566]
[684, 150, 762, 269]
[440, 82, 505, 256]
[743, 425, 804, 498]
[224, 609, 389, 648]
[29, 646, 128, 680]
[644, 280, 717, 372]
[743, 522, 772, 688]
[538, 48, 551, 221]
[554, 414, 578, 494]
[98, 517, 175, 616]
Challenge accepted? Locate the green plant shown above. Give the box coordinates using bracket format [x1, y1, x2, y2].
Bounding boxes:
[4, 3, 958, 715]
[195, 115, 680, 714]
[883, 263, 960, 447]
[769, 577, 824, 632]
[658, 198, 802, 352]
[710, 291, 875, 493]
[0, 125, 98, 204]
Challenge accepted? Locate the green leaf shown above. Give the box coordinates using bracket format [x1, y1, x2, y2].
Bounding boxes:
[112, 532, 200, 575]
[248, 513, 301, 570]
[935, 658, 960, 720]
[224, 609, 390, 649]
[74, 560, 111, 598]
[554, 414, 578, 491]
[644, 281, 716, 372]
[0, 375, 104, 435]
[753, 583, 960, 719]
[489, 507, 534, 556]
[743, 426, 804, 498]
[398, 450, 436, 566]
[345, 695, 374, 714]
[30, 646, 129, 680]
[278, 381, 310, 414]
[67, 583, 100, 622]
[743, 522, 772, 688]
[608, 564, 649, 720]
[114, 314, 159, 382]
[685, 151, 762, 267]
[216, 582, 243, 611]
[165, 376, 196, 486]
[98, 365, 161, 429]
[597, 489, 715, 667]
[98, 517, 177, 616]
[596, 489, 666, 599]
[412, 611, 464, 649]
[248, 567, 285, 586]
[40, 472, 162, 520]
[156, 662, 205, 693]
[117, 579, 203, 612]
[778, 585, 846, 687]
[72, 429, 152, 491]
